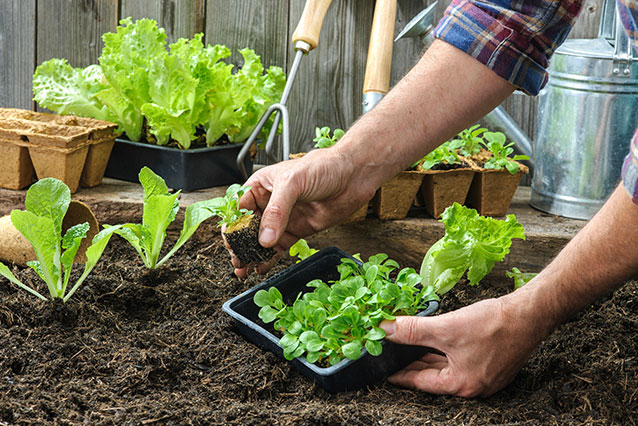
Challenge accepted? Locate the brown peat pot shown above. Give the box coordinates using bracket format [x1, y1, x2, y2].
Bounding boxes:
[466, 163, 528, 216]
[372, 171, 424, 220]
[420, 166, 475, 219]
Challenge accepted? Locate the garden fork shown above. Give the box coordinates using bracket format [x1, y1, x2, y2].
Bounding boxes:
[237, 0, 334, 180]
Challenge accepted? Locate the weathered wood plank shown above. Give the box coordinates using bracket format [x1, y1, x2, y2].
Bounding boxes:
[0, 0, 36, 109]
[36, 0, 118, 68]
[287, 0, 374, 157]
[119, 0, 204, 43]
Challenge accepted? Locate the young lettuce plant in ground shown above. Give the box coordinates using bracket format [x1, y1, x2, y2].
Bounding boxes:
[0, 178, 121, 302]
[506, 267, 538, 290]
[208, 184, 276, 266]
[420, 203, 526, 295]
[313, 126, 345, 149]
[481, 131, 530, 175]
[289, 239, 319, 263]
[110, 167, 219, 269]
[254, 254, 439, 365]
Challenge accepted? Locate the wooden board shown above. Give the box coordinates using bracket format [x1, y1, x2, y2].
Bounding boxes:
[120, 0, 204, 43]
[0, 0, 36, 110]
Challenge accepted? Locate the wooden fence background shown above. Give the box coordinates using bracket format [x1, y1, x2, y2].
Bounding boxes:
[0, 0, 604, 160]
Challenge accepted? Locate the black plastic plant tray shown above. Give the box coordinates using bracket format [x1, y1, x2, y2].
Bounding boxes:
[104, 138, 253, 191]
[222, 246, 439, 393]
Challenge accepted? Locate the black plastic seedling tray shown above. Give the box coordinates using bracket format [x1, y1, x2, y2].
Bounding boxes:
[104, 138, 253, 191]
[222, 246, 439, 393]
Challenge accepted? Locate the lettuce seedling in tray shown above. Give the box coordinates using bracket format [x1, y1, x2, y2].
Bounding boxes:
[0, 178, 120, 302]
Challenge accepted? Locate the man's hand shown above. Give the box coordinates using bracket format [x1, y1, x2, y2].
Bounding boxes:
[229, 147, 376, 278]
[379, 291, 548, 397]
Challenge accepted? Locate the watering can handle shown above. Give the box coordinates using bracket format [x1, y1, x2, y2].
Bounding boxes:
[363, 0, 398, 96]
[598, 0, 616, 40]
[292, 0, 334, 52]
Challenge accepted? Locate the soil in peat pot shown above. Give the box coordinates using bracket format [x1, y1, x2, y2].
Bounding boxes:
[0, 236, 636, 425]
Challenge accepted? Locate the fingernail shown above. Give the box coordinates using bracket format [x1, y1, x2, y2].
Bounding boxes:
[260, 227, 276, 246]
[379, 320, 395, 337]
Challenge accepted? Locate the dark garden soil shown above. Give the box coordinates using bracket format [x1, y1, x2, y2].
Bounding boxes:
[0, 236, 636, 425]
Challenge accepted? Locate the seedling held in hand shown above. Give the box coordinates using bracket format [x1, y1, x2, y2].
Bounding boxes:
[0, 178, 121, 302]
[208, 184, 276, 266]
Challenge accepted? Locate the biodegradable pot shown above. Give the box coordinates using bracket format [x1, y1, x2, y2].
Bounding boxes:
[0, 141, 35, 190]
[80, 138, 116, 188]
[420, 168, 475, 218]
[0, 200, 99, 266]
[222, 247, 439, 393]
[342, 202, 369, 224]
[105, 138, 253, 191]
[372, 171, 424, 220]
[466, 164, 528, 216]
[28, 144, 89, 194]
[224, 214, 276, 266]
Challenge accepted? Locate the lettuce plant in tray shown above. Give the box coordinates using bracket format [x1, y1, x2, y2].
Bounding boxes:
[32, 18, 286, 191]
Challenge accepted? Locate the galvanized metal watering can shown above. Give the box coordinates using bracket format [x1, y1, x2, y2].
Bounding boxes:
[398, 0, 638, 220]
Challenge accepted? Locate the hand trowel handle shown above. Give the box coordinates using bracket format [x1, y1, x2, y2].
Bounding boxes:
[363, 0, 397, 112]
[292, 0, 334, 52]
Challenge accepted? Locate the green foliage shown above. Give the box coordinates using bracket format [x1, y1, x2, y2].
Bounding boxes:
[205, 184, 253, 227]
[112, 167, 219, 269]
[481, 131, 530, 175]
[420, 203, 526, 295]
[506, 267, 537, 290]
[33, 17, 286, 148]
[289, 239, 319, 263]
[313, 126, 345, 149]
[453, 124, 488, 156]
[0, 178, 120, 302]
[255, 254, 439, 365]
[413, 140, 463, 170]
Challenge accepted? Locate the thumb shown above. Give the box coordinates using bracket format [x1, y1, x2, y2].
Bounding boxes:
[258, 181, 300, 248]
[380, 316, 443, 348]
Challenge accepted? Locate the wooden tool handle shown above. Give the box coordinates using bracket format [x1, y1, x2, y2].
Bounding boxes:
[292, 0, 333, 50]
[363, 0, 397, 94]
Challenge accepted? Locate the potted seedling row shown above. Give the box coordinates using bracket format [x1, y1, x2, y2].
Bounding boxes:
[290, 126, 369, 223]
[461, 130, 529, 216]
[223, 204, 527, 392]
[33, 18, 286, 191]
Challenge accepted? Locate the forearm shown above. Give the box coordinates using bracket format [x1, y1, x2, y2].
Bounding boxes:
[333, 39, 515, 193]
[505, 185, 638, 338]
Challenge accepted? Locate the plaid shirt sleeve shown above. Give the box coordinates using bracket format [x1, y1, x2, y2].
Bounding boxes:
[622, 131, 638, 205]
[433, 0, 583, 95]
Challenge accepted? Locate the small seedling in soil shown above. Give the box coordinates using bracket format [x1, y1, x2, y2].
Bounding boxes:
[453, 124, 488, 157]
[110, 167, 219, 269]
[313, 126, 345, 149]
[506, 267, 538, 290]
[289, 239, 318, 263]
[413, 140, 466, 171]
[208, 184, 276, 266]
[420, 203, 526, 295]
[255, 253, 439, 365]
[0, 178, 121, 302]
[481, 132, 530, 174]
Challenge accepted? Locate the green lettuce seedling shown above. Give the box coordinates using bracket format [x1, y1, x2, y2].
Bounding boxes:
[255, 254, 439, 365]
[453, 124, 488, 156]
[111, 167, 219, 269]
[206, 184, 253, 227]
[506, 267, 537, 290]
[420, 203, 526, 295]
[313, 126, 345, 149]
[289, 239, 318, 263]
[0, 178, 121, 302]
[413, 140, 463, 170]
[481, 131, 530, 175]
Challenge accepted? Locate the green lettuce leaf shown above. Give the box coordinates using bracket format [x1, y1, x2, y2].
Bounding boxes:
[420, 203, 526, 295]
